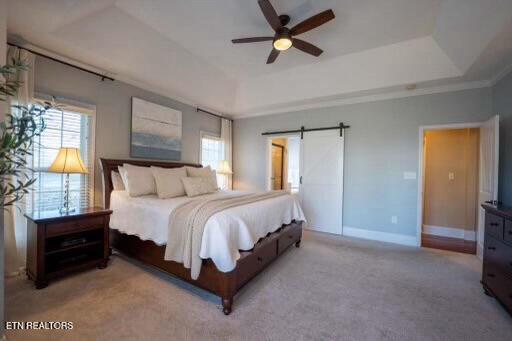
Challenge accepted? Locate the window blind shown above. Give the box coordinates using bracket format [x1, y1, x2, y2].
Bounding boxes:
[28, 105, 94, 212]
[200, 133, 224, 185]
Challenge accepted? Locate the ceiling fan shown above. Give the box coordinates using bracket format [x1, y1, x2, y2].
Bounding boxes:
[232, 0, 335, 64]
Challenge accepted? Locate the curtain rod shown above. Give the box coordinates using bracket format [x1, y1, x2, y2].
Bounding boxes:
[196, 108, 233, 122]
[262, 123, 350, 138]
[7, 42, 115, 82]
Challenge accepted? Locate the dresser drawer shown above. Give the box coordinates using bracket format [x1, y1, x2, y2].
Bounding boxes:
[237, 238, 277, 287]
[486, 213, 504, 240]
[483, 263, 512, 311]
[278, 224, 302, 254]
[485, 236, 512, 279]
[504, 220, 512, 245]
[46, 216, 105, 237]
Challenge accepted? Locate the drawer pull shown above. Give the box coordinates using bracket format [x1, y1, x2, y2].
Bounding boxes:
[257, 257, 263, 262]
[288, 235, 293, 239]
[487, 246, 496, 250]
[490, 222, 499, 227]
[487, 273, 496, 278]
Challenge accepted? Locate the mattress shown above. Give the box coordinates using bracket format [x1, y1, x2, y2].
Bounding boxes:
[109, 190, 305, 272]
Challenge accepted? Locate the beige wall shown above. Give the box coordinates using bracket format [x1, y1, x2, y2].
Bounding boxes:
[423, 128, 479, 231]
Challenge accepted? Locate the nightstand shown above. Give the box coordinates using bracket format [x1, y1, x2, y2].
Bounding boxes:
[25, 207, 112, 289]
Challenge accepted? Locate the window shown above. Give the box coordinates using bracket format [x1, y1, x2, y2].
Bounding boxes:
[200, 132, 224, 186]
[29, 102, 95, 212]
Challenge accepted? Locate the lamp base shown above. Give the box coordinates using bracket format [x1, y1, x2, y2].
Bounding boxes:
[59, 207, 76, 215]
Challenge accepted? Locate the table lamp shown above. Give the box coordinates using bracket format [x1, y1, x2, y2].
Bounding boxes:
[48, 147, 88, 213]
[217, 160, 232, 190]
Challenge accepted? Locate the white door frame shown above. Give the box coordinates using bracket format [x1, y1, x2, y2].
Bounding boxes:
[265, 134, 300, 191]
[416, 121, 483, 247]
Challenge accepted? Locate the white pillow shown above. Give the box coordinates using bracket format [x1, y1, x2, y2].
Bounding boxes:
[150, 166, 187, 198]
[181, 177, 217, 197]
[118, 166, 129, 191]
[122, 163, 156, 197]
[186, 166, 218, 190]
[111, 171, 125, 191]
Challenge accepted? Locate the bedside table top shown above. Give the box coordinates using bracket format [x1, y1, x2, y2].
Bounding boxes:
[25, 206, 112, 223]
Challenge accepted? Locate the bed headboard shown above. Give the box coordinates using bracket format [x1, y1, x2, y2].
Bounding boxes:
[99, 158, 201, 209]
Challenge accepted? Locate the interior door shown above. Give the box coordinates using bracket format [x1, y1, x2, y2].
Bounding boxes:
[477, 115, 499, 255]
[300, 130, 344, 234]
[271, 144, 284, 190]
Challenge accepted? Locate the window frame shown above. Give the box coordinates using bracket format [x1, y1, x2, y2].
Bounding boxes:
[199, 131, 223, 169]
[31, 94, 97, 210]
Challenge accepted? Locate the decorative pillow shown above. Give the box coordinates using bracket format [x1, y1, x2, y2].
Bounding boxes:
[186, 166, 218, 190]
[150, 166, 187, 198]
[181, 177, 217, 197]
[118, 166, 129, 191]
[111, 171, 125, 191]
[122, 163, 156, 197]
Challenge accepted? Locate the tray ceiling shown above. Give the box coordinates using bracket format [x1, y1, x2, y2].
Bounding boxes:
[7, 0, 512, 116]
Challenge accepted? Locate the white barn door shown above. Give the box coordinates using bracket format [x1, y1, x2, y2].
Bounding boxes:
[477, 115, 499, 256]
[300, 130, 344, 234]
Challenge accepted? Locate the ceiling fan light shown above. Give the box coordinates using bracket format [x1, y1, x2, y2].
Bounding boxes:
[273, 38, 292, 51]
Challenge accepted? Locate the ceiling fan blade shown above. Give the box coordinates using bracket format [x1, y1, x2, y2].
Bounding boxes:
[258, 0, 282, 31]
[290, 9, 335, 36]
[292, 39, 323, 57]
[267, 49, 280, 64]
[232, 37, 274, 44]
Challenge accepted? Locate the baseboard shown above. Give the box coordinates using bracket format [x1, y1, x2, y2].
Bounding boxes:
[423, 225, 476, 241]
[343, 226, 417, 246]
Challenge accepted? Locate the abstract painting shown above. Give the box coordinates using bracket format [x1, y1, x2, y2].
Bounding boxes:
[131, 97, 182, 160]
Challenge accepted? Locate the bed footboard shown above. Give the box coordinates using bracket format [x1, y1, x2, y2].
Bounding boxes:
[110, 220, 303, 315]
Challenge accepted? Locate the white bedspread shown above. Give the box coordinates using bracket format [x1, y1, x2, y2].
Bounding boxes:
[109, 190, 305, 272]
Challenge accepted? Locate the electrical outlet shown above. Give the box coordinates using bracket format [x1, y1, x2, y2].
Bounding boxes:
[448, 172, 455, 180]
[391, 216, 398, 224]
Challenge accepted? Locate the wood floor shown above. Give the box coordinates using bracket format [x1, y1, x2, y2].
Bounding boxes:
[421, 233, 476, 254]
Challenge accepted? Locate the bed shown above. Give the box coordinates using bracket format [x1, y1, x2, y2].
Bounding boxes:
[100, 158, 304, 315]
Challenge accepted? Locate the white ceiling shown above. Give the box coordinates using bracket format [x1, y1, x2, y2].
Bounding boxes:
[6, 0, 512, 117]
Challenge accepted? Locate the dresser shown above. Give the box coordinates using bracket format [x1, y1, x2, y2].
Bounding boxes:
[25, 207, 112, 289]
[481, 204, 512, 314]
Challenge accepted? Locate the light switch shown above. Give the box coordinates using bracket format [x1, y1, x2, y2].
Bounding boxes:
[403, 172, 417, 180]
[448, 172, 455, 180]
[391, 216, 398, 224]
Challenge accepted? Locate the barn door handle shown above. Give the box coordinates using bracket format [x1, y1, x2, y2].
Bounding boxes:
[300, 176, 302, 185]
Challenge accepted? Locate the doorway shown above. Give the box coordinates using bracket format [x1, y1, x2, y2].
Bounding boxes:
[271, 143, 284, 190]
[267, 136, 300, 193]
[417, 116, 499, 256]
[266, 128, 345, 235]
[421, 128, 479, 254]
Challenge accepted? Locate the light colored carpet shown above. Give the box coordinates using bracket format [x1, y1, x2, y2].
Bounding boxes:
[6, 231, 512, 341]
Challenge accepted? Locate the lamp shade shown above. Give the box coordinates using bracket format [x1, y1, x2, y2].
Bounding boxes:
[217, 160, 233, 175]
[48, 147, 88, 174]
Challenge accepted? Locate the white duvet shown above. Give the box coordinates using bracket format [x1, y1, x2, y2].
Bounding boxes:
[109, 190, 305, 273]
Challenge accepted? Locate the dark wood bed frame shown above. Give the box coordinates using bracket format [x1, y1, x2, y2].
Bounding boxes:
[100, 158, 303, 315]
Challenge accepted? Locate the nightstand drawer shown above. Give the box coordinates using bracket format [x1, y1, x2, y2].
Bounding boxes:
[46, 216, 104, 237]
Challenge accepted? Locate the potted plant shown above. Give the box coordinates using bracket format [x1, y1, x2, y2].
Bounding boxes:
[1, 59, 49, 209]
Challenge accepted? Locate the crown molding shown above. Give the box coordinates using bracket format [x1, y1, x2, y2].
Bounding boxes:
[489, 62, 512, 86]
[11, 41, 231, 117]
[234, 80, 492, 119]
